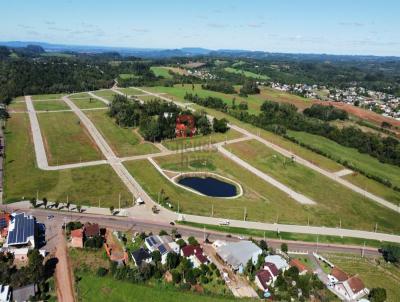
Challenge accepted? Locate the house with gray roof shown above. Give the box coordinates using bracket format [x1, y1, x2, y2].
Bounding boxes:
[5, 213, 36, 249]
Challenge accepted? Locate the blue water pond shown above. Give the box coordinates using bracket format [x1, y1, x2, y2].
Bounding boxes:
[178, 176, 237, 197]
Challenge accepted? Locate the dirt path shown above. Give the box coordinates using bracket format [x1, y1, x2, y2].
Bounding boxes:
[55, 230, 75, 302]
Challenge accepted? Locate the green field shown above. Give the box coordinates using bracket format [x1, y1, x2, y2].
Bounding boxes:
[3, 113, 131, 206]
[287, 130, 400, 188]
[33, 100, 70, 111]
[321, 253, 400, 301]
[224, 67, 269, 80]
[151, 66, 174, 79]
[76, 272, 242, 302]
[115, 87, 143, 96]
[71, 97, 108, 109]
[31, 93, 65, 100]
[119, 73, 139, 80]
[38, 112, 103, 165]
[85, 110, 159, 157]
[162, 129, 243, 151]
[69, 92, 91, 99]
[227, 139, 400, 233]
[142, 85, 343, 172]
[8, 100, 26, 112]
[92, 90, 118, 101]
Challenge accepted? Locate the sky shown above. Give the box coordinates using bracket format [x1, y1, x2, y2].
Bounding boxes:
[1, 0, 399, 56]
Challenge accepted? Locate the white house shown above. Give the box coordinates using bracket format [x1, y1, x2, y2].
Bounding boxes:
[264, 255, 289, 272]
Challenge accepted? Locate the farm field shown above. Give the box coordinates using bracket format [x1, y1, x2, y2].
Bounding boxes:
[150, 66, 173, 79]
[85, 110, 160, 157]
[227, 139, 400, 233]
[92, 89, 118, 101]
[71, 97, 108, 109]
[3, 113, 131, 205]
[321, 253, 400, 301]
[256, 87, 314, 111]
[31, 93, 65, 100]
[287, 130, 400, 188]
[142, 86, 343, 172]
[76, 272, 241, 302]
[162, 128, 243, 151]
[37, 112, 103, 165]
[33, 99, 70, 111]
[224, 67, 269, 80]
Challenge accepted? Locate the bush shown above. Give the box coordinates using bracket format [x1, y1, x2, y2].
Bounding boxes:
[96, 267, 108, 277]
[187, 236, 199, 246]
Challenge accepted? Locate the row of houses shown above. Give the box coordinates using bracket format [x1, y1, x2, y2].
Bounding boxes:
[70, 222, 100, 248]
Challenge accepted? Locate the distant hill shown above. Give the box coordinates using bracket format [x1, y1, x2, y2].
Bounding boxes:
[0, 41, 399, 61]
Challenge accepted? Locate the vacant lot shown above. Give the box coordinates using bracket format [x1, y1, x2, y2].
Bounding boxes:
[162, 129, 243, 151]
[256, 87, 313, 111]
[71, 97, 108, 109]
[287, 130, 400, 188]
[8, 100, 26, 112]
[33, 100, 70, 111]
[69, 92, 91, 99]
[76, 272, 240, 302]
[92, 90, 118, 101]
[150, 66, 173, 79]
[3, 113, 131, 206]
[227, 139, 400, 233]
[321, 253, 400, 301]
[85, 110, 159, 157]
[115, 87, 143, 96]
[224, 67, 269, 80]
[31, 93, 65, 100]
[38, 112, 103, 165]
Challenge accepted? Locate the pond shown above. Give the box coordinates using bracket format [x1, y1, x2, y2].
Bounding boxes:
[178, 176, 237, 197]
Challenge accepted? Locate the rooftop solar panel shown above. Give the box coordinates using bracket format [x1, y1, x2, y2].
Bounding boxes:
[158, 244, 167, 255]
[7, 213, 36, 246]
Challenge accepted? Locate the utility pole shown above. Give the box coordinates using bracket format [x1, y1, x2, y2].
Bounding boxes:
[243, 207, 247, 221]
[36, 190, 39, 201]
[98, 198, 101, 208]
[263, 231, 266, 241]
[203, 226, 206, 242]
[339, 219, 342, 229]
[211, 204, 214, 217]
[375, 223, 378, 233]
[178, 201, 180, 214]
[119, 193, 121, 211]
[316, 235, 319, 253]
[361, 241, 366, 258]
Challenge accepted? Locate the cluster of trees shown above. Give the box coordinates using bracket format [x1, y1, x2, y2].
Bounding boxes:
[381, 244, 400, 263]
[0, 250, 51, 299]
[201, 81, 235, 94]
[184, 93, 228, 111]
[239, 81, 260, 96]
[303, 104, 348, 121]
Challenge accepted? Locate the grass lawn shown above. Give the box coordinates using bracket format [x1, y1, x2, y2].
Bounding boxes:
[76, 272, 243, 302]
[71, 98, 108, 109]
[226, 139, 400, 233]
[85, 110, 160, 157]
[150, 66, 174, 79]
[287, 130, 400, 188]
[124, 154, 309, 224]
[92, 90, 118, 102]
[321, 253, 400, 301]
[33, 100, 70, 111]
[224, 67, 269, 80]
[115, 87, 143, 96]
[142, 86, 343, 172]
[256, 87, 313, 111]
[3, 114, 131, 206]
[37, 112, 103, 165]
[162, 129, 243, 151]
[31, 93, 65, 100]
[119, 73, 139, 80]
[8, 100, 26, 112]
[69, 92, 91, 99]
[178, 221, 385, 248]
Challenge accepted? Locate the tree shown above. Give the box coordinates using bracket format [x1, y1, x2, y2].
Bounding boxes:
[171, 269, 181, 284]
[151, 251, 161, 263]
[212, 118, 229, 133]
[187, 236, 198, 246]
[54, 200, 60, 209]
[281, 243, 288, 253]
[382, 244, 400, 263]
[166, 252, 180, 270]
[66, 202, 70, 211]
[369, 287, 387, 302]
[259, 240, 268, 251]
[245, 258, 255, 277]
[109, 206, 114, 215]
[176, 239, 187, 249]
[30, 198, 37, 208]
[76, 205, 82, 213]
[159, 230, 168, 236]
[42, 197, 48, 209]
[196, 114, 212, 135]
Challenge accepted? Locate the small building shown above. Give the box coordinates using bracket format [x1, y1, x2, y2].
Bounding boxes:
[0, 213, 11, 242]
[83, 223, 100, 238]
[342, 276, 369, 301]
[328, 267, 349, 284]
[255, 270, 274, 291]
[289, 259, 309, 275]
[0, 284, 11, 302]
[131, 248, 152, 266]
[145, 235, 176, 264]
[5, 213, 36, 249]
[12, 284, 37, 302]
[70, 229, 83, 248]
[181, 245, 209, 268]
[216, 240, 262, 274]
[264, 255, 289, 272]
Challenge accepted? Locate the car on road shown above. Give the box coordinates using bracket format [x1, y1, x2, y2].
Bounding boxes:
[169, 221, 175, 225]
[219, 220, 230, 226]
[47, 215, 54, 220]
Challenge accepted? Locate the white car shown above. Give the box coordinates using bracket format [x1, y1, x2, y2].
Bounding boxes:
[219, 220, 230, 226]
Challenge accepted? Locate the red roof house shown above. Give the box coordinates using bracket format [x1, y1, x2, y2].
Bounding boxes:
[71, 229, 83, 248]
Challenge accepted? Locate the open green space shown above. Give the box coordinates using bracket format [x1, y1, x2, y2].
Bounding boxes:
[142, 85, 343, 172]
[85, 110, 159, 157]
[162, 129, 243, 151]
[224, 67, 269, 80]
[151, 66, 174, 79]
[178, 221, 385, 248]
[8, 100, 26, 112]
[71, 97, 108, 109]
[3, 113, 131, 206]
[76, 272, 242, 302]
[33, 100, 70, 111]
[321, 253, 400, 301]
[69, 92, 90, 99]
[256, 87, 313, 111]
[116, 87, 143, 96]
[119, 73, 139, 80]
[38, 112, 103, 165]
[92, 90, 118, 101]
[287, 130, 400, 188]
[31, 93, 65, 100]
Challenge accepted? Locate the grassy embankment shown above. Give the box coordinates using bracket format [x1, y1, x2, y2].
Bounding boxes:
[3, 113, 131, 205]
